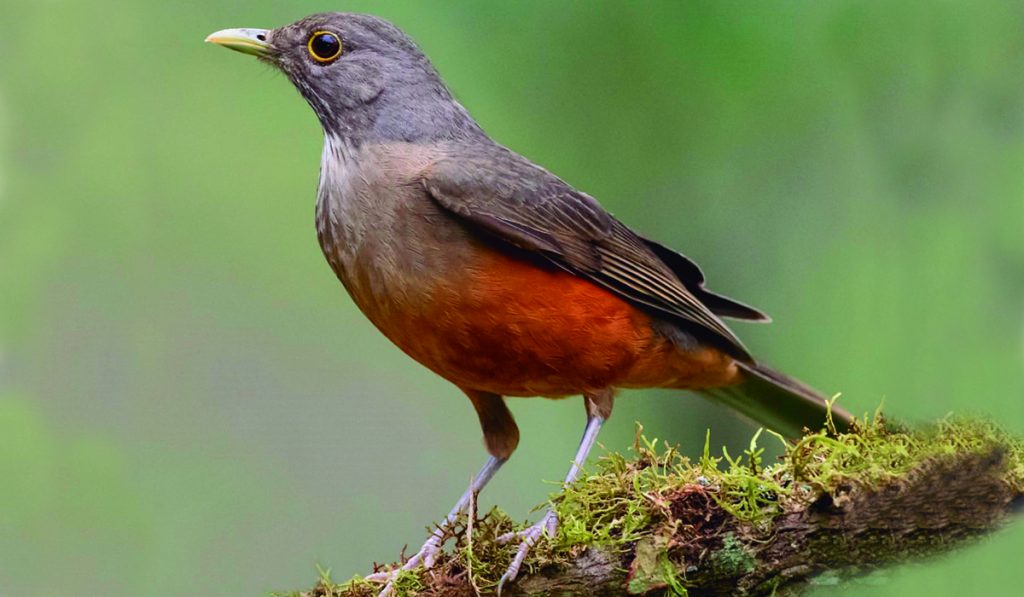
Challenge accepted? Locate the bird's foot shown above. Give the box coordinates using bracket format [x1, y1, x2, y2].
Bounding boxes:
[366, 456, 507, 595]
[365, 532, 444, 596]
[495, 509, 558, 594]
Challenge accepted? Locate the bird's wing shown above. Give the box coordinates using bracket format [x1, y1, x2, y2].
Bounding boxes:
[640, 236, 770, 323]
[422, 145, 759, 360]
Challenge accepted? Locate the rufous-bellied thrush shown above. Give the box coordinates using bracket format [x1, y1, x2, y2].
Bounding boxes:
[206, 13, 854, 594]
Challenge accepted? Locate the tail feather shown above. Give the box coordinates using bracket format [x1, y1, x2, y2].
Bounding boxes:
[699, 361, 855, 438]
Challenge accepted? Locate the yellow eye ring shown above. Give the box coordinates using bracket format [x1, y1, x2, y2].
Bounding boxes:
[308, 31, 342, 63]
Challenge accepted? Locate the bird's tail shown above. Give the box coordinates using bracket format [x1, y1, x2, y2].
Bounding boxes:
[698, 361, 855, 438]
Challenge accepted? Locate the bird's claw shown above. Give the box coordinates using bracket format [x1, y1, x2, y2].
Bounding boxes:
[367, 533, 444, 596]
[496, 510, 558, 594]
[497, 509, 558, 545]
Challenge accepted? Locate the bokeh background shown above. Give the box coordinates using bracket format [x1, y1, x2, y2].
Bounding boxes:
[2, 1, 1023, 595]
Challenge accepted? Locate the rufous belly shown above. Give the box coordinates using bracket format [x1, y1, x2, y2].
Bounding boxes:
[348, 239, 741, 398]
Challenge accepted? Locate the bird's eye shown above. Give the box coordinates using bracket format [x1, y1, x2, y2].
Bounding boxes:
[308, 31, 342, 63]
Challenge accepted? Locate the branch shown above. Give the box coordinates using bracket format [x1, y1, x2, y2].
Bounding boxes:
[294, 416, 1024, 596]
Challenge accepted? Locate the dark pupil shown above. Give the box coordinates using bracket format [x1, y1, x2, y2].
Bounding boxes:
[312, 33, 340, 59]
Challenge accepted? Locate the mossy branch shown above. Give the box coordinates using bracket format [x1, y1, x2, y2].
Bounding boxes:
[295, 415, 1024, 596]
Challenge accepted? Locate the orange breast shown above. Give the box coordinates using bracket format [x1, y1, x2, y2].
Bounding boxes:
[371, 242, 740, 397]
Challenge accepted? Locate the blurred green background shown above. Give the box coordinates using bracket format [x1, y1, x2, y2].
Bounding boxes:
[2, 1, 1022, 595]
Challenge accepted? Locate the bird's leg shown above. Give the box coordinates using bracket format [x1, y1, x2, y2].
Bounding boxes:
[496, 390, 612, 593]
[372, 391, 517, 595]
[411, 455, 507, 568]
[369, 455, 505, 591]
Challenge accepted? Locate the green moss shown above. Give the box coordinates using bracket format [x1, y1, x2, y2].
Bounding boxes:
[709, 533, 756, 577]
[627, 536, 688, 595]
[789, 414, 1024, 497]
[287, 413, 1024, 596]
[273, 565, 389, 597]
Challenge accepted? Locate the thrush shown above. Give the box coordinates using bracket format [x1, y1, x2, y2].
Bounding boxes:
[207, 13, 854, 594]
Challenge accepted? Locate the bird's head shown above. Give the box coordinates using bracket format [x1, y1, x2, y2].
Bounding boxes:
[207, 13, 483, 143]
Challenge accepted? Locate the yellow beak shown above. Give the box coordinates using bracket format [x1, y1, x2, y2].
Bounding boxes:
[205, 28, 273, 57]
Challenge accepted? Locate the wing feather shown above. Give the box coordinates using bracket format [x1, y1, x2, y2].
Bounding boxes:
[422, 144, 758, 360]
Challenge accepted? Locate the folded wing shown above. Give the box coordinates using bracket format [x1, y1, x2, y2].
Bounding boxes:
[422, 144, 766, 361]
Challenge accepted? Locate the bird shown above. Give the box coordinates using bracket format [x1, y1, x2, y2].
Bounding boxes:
[206, 12, 854, 594]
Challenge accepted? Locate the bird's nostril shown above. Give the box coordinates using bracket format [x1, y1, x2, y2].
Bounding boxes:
[256, 33, 266, 41]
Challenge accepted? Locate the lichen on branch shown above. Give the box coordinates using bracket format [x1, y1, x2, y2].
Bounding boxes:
[286, 413, 1024, 596]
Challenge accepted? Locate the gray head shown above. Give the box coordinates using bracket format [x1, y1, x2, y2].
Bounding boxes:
[207, 13, 485, 144]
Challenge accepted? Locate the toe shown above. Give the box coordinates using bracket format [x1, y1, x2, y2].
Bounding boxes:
[497, 539, 532, 594]
[541, 511, 558, 537]
[496, 521, 551, 593]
